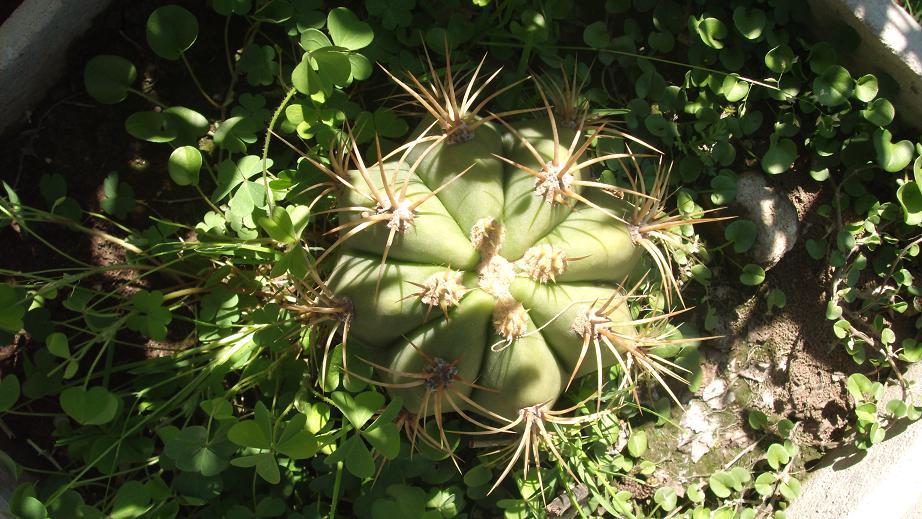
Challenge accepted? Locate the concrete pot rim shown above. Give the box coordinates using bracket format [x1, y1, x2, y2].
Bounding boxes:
[0, 0, 112, 135]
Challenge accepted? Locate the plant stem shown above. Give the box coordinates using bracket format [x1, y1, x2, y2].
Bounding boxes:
[329, 461, 344, 518]
[180, 52, 222, 109]
[127, 88, 168, 109]
[261, 87, 298, 211]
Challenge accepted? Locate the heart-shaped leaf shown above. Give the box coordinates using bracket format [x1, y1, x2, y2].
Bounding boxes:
[764, 45, 794, 74]
[724, 220, 757, 253]
[228, 403, 273, 450]
[733, 6, 766, 40]
[331, 391, 384, 429]
[361, 422, 400, 460]
[0, 285, 25, 334]
[813, 65, 853, 107]
[110, 481, 152, 519]
[60, 386, 119, 425]
[583, 21, 609, 49]
[854, 74, 879, 102]
[213, 0, 251, 16]
[0, 375, 20, 412]
[275, 413, 317, 459]
[84, 55, 137, 104]
[300, 28, 332, 52]
[168, 146, 202, 186]
[344, 435, 375, 478]
[740, 264, 765, 286]
[761, 134, 796, 174]
[861, 98, 895, 127]
[693, 16, 727, 49]
[327, 7, 373, 50]
[165, 427, 229, 476]
[873, 129, 914, 172]
[146, 5, 199, 60]
[897, 181, 922, 226]
[232, 452, 280, 484]
[125, 111, 178, 143]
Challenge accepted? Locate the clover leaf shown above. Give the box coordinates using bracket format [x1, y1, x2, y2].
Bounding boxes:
[60, 386, 119, 425]
[854, 74, 879, 102]
[366, 0, 414, 30]
[127, 290, 172, 340]
[583, 21, 609, 49]
[327, 7, 373, 51]
[100, 173, 135, 219]
[239, 45, 278, 86]
[146, 5, 199, 60]
[254, 205, 311, 245]
[212, 155, 272, 203]
[214, 116, 259, 154]
[163, 426, 232, 476]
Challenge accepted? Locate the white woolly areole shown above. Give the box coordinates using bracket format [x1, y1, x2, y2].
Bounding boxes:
[478, 255, 516, 299]
[535, 161, 574, 204]
[470, 217, 505, 258]
[381, 198, 415, 232]
[418, 270, 466, 309]
[493, 296, 529, 340]
[517, 244, 568, 283]
[570, 305, 610, 340]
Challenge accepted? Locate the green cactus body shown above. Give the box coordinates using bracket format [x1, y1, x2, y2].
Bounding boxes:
[327, 116, 647, 422]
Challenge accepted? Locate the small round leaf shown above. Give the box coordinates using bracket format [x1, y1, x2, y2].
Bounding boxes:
[146, 5, 199, 60]
[168, 146, 202, 186]
[740, 264, 766, 286]
[84, 55, 137, 104]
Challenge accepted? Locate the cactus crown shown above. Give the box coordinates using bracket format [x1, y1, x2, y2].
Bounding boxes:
[309, 51, 716, 487]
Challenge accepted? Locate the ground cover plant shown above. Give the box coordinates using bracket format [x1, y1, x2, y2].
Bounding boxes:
[1, 0, 921, 517]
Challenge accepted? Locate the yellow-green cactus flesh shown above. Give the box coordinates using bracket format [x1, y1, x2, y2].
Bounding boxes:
[326, 120, 645, 422]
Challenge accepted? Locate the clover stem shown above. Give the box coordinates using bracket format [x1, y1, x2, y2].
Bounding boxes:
[179, 51, 222, 110]
[126, 88, 167, 109]
[261, 86, 298, 211]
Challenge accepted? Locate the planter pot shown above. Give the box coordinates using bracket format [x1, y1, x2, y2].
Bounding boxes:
[807, 0, 922, 129]
[0, 0, 111, 135]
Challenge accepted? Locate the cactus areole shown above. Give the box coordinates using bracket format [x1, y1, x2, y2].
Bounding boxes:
[324, 57, 688, 428]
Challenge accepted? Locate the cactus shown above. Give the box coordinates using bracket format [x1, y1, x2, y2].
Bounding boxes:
[313, 53, 715, 479]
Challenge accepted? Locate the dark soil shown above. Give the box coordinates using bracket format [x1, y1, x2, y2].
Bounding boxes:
[699, 168, 860, 449]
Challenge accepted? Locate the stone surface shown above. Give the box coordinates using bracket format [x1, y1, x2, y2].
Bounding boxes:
[0, 0, 112, 134]
[734, 172, 799, 268]
[787, 363, 922, 518]
[807, 0, 922, 129]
